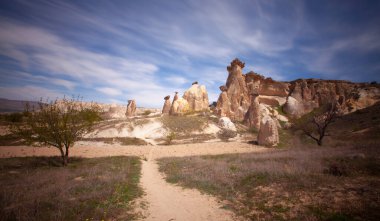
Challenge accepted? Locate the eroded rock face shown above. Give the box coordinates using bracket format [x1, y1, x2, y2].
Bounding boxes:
[162, 95, 171, 114]
[170, 97, 189, 115]
[257, 115, 279, 146]
[244, 94, 261, 130]
[126, 100, 136, 117]
[282, 79, 379, 116]
[183, 82, 209, 112]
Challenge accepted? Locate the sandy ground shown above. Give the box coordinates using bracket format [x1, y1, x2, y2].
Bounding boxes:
[0, 142, 268, 221]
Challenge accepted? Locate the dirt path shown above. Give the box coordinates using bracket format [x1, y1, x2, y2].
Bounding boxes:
[0, 142, 268, 221]
[139, 147, 240, 221]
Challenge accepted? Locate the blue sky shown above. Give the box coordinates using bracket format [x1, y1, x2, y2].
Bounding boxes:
[0, 0, 379, 107]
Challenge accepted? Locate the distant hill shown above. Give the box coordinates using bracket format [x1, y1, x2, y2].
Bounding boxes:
[0, 98, 40, 113]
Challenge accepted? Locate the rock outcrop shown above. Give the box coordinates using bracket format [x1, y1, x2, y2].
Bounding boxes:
[283, 79, 379, 117]
[183, 82, 209, 112]
[244, 93, 261, 130]
[257, 116, 279, 146]
[126, 100, 136, 117]
[216, 58, 380, 120]
[162, 95, 171, 114]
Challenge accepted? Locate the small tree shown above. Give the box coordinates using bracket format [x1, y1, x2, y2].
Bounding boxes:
[294, 102, 341, 146]
[13, 97, 101, 166]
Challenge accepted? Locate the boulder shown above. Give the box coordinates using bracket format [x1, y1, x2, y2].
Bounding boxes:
[125, 100, 136, 117]
[183, 82, 209, 111]
[244, 94, 261, 130]
[283, 96, 303, 117]
[170, 97, 190, 115]
[218, 117, 237, 131]
[257, 115, 279, 146]
[162, 95, 171, 114]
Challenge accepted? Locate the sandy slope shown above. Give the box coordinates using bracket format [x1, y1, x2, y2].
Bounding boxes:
[0, 142, 268, 221]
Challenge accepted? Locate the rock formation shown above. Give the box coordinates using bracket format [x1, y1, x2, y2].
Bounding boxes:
[257, 115, 279, 146]
[244, 93, 261, 130]
[216, 58, 380, 120]
[125, 100, 136, 117]
[216, 86, 229, 117]
[169, 92, 179, 115]
[183, 82, 209, 112]
[170, 98, 190, 115]
[162, 95, 171, 114]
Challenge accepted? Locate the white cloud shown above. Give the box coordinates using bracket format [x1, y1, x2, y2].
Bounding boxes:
[96, 87, 122, 96]
[0, 86, 63, 101]
[165, 76, 188, 85]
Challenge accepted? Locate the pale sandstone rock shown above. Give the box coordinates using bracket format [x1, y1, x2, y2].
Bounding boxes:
[162, 95, 171, 114]
[218, 117, 237, 131]
[218, 59, 250, 121]
[169, 92, 179, 115]
[244, 94, 261, 130]
[125, 100, 136, 117]
[258, 95, 287, 106]
[257, 115, 279, 146]
[170, 98, 190, 115]
[183, 83, 209, 111]
[283, 96, 302, 117]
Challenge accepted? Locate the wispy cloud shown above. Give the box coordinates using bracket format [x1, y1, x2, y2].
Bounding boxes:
[0, 85, 62, 101]
[96, 87, 122, 96]
[0, 0, 379, 107]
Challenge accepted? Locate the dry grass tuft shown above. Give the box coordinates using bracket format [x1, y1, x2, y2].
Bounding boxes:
[0, 156, 142, 221]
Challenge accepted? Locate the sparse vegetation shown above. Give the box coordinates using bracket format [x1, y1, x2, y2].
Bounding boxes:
[158, 143, 380, 220]
[294, 102, 341, 146]
[0, 156, 142, 221]
[12, 97, 101, 166]
[141, 110, 152, 116]
[81, 137, 148, 145]
[165, 132, 176, 145]
[160, 115, 207, 134]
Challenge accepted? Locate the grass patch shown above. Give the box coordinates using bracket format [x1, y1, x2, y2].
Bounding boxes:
[158, 144, 380, 220]
[0, 156, 142, 221]
[0, 133, 26, 146]
[160, 115, 208, 134]
[81, 137, 148, 145]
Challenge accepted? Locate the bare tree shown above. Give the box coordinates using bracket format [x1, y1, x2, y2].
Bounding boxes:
[13, 97, 101, 166]
[295, 102, 342, 146]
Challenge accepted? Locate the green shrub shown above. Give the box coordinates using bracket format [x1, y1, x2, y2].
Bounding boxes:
[165, 132, 176, 145]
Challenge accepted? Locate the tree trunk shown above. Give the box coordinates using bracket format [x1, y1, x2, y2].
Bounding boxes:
[317, 138, 323, 146]
[62, 155, 68, 166]
[64, 145, 70, 166]
[58, 147, 67, 166]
